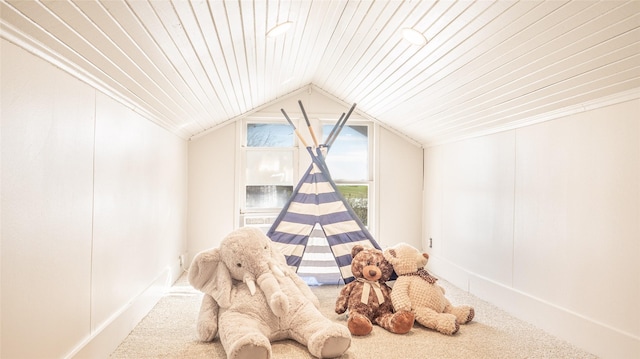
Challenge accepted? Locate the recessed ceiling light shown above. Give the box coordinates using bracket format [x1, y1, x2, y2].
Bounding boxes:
[267, 21, 293, 38]
[402, 28, 427, 46]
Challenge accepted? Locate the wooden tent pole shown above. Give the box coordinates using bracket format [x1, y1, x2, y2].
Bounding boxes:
[298, 100, 319, 147]
[325, 112, 345, 146]
[326, 103, 356, 148]
[280, 108, 309, 148]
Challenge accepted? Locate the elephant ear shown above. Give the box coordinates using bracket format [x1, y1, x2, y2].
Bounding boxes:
[188, 249, 233, 308]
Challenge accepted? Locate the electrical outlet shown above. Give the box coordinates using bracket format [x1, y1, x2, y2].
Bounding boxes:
[179, 254, 185, 268]
[429, 238, 433, 248]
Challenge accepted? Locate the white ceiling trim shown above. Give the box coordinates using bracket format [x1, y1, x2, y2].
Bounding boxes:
[2, 0, 638, 146]
[189, 84, 311, 141]
[0, 2, 192, 139]
[425, 86, 640, 148]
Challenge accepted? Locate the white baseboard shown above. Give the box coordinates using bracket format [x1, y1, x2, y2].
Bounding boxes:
[428, 256, 640, 359]
[65, 265, 183, 359]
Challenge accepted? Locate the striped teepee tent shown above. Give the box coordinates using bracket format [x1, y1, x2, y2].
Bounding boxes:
[267, 101, 383, 284]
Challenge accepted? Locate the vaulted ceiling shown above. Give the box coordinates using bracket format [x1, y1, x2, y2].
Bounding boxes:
[1, 0, 639, 145]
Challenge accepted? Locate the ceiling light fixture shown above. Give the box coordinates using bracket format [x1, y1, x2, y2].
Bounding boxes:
[267, 21, 293, 38]
[402, 28, 427, 46]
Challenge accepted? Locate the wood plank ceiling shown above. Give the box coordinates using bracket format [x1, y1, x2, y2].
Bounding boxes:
[1, 0, 639, 145]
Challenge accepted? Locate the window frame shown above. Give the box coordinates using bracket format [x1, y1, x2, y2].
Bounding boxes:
[237, 117, 300, 216]
[236, 116, 376, 234]
[320, 118, 374, 227]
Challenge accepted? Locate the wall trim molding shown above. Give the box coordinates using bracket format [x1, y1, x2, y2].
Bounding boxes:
[310, 85, 424, 149]
[64, 266, 182, 359]
[0, 19, 188, 140]
[189, 85, 310, 141]
[425, 87, 640, 148]
[189, 83, 425, 149]
[428, 256, 640, 359]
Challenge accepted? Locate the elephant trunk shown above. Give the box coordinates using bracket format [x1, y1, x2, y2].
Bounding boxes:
[241, 260, 290, 317]
[257, 272, 289, 317]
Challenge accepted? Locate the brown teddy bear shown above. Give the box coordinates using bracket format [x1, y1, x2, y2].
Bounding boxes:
[335, 245, 415, 336]
[383, 242, 474, 335]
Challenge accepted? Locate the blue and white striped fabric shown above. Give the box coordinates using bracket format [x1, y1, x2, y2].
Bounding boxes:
[296, 226, 342, 285]
[267, 148, 381, 284]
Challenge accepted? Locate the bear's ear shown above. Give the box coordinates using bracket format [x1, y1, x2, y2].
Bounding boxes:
[351, 245, 365, 258]
[384, 248, 404, 268]
[383, 248, 397, 262]
[419, 252, 429, 266]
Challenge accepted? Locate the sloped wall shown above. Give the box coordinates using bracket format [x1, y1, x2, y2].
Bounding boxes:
[377, 127, 423, 248]
[1, 39, 188, 358]
[187, 121, 237, 260]
[424, 98, 640, 358]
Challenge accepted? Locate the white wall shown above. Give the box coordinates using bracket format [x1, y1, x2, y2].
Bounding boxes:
[187, 89, 423, 260]
[1, 39, 188, 358]
[378, 126, 423, 249]
[424, 98, 640, 359]
[187, 122, 237, 261]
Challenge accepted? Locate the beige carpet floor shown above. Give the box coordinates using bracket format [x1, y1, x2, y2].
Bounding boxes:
[110, 273, 598, 359]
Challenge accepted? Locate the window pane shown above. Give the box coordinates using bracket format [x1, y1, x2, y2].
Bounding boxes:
[247, 124, 293, 147]
[337, 185, 368, 225]
[323, 125, 368, 181]
[246, 150, 293, 185]
[246, 185, 293, 208]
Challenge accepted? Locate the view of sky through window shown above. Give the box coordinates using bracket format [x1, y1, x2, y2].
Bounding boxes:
[247, 123, 294, 147]
[323, 125, 368, 182]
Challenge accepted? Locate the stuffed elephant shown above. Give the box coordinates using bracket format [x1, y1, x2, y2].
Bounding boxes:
[188, 227, 351, 359]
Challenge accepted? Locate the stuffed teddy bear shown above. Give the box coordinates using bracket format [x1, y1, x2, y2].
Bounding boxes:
[383, 242, 474, 335]
[188, 227, 351, 359]
[335, 245, 414, 336]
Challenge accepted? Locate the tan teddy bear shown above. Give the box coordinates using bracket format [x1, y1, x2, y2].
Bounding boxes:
[335, 245, 414, 336]
[383, 242, 474, 335]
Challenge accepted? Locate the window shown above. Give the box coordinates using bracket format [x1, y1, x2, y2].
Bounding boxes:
[239, 118, 372, 230]
[247, 124, 293, 147]
[240, 122, 296, 230]
[244, 150, 294, 209]
[323, 124, 370, 225]
[243, 123, 295, 209]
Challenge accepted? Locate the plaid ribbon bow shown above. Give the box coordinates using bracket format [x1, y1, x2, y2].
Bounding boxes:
[401, 268, 438, 284]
